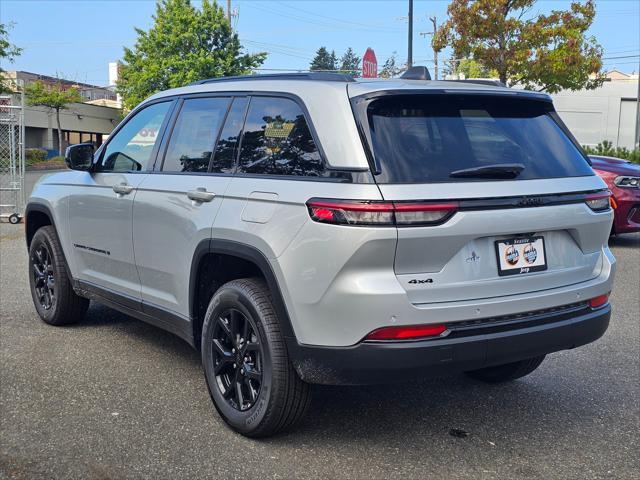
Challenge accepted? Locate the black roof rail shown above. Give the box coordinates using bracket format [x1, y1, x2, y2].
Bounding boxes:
[190, 72, 356, 85]
[447, 79, 507, 88]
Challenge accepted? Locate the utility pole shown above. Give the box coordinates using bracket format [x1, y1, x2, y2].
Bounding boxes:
[227, 0, 231, 23]
[636, 57, 640, 149]
[420, 16, 439, 80]
[407, 0, 413, 68]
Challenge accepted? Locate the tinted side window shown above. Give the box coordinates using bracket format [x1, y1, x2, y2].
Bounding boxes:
[238, 97, 323, 176]
[98, 102, 171, 172]
[162, 97, 230, 173]
[211, 97, 249, 174]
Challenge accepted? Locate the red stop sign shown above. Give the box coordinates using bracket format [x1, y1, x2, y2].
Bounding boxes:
[362, 48, 378, 78]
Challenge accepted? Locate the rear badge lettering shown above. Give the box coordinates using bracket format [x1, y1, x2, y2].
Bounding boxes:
[408, 278, 433, 284]
[466, 251, 481, 263]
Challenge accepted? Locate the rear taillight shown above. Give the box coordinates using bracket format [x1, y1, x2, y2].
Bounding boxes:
[306, 199, 458, 227]
[589, 293, 609, 309]
[365, 323, 448, 341]
[585, 191, 611, 212]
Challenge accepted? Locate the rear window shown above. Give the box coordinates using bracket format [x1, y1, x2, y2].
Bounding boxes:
[365, 95, 593, 183]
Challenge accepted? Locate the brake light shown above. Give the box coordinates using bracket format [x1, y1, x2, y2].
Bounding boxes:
[365, 323, 447, 341]
[589, 293, 609, 309]
[306, 199, 458, 226]
[585, 191, 611, 212]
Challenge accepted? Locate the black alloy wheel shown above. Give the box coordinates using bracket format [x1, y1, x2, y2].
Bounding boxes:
[212, 308, 264, 411]
[28, 225, 89, 325]
[32, 243, 56, 311]
[201, 278, 311, 437]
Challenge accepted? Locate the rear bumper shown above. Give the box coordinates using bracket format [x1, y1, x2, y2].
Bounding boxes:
[287, 303, 610, 385]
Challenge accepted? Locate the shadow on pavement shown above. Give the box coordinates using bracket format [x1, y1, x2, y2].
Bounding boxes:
[608, 232, 640, 249]
[68, 303, 201, 367]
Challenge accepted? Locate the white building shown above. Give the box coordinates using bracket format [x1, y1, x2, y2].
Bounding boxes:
[552, 79, 639, 150]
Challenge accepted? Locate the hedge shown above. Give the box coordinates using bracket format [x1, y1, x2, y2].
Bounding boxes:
[582, 141, 640, 164]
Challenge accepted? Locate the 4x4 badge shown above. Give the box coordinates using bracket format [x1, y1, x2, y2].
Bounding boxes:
[408, 278, 433, 284]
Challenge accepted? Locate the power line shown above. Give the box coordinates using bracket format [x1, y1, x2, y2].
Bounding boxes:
[247, 3, 402, 34]
[273, 1, 403, 33]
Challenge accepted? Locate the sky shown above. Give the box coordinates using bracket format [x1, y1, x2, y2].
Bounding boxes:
[1, 0, 639, 87]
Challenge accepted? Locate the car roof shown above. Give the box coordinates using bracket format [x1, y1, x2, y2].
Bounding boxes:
[147, 73, 550, 102]
[144, 73, 550, 171]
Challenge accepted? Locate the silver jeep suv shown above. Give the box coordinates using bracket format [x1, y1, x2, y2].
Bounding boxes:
[25, 69, 615, 437]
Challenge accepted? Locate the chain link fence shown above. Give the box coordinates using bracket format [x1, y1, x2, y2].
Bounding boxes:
[0, 91, 26, 224]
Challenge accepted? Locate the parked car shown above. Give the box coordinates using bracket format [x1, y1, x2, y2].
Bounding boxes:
[589, 155, 640, 234]
[25, 69, 615, 437]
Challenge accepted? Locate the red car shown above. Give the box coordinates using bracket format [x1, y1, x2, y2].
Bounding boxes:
[589, 155, 640, 234]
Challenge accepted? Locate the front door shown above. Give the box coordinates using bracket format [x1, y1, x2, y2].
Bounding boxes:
[68, 101, 173, 299]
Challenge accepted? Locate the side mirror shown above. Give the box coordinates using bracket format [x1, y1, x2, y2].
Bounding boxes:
[65, 143, 94, 171]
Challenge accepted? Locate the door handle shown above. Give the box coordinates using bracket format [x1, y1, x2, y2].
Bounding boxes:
[113, 183, 134, 195]
[187, 188, 216, 203]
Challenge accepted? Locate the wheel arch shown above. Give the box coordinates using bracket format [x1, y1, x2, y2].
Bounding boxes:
[190, 239, 297, 350]
[25, 203, 55, 247]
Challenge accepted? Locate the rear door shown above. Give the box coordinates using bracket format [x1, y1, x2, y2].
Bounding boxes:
[356, 93, 612, 304]
[132, 95, 247, 318]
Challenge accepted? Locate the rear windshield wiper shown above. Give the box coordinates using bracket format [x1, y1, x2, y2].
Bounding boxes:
[449, 163, 525, 179]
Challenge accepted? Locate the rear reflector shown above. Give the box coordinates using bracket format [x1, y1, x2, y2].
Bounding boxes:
[589, 294, 609, 309]
[307, 199, 458, 226]
[585, 191, 611, 212]
[365, 323, 447, 341]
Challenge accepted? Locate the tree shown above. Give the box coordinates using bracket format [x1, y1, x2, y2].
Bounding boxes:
[339, 48, 361, 76]
[117, 0, 266, 109]
[379, 52, 405, 79]
[26, 81, 82, 154]
[0, 23, 22, 93]
[455, 58, 499, 79]
[432, 0, 604, 93]
[310, 47, 337, 71]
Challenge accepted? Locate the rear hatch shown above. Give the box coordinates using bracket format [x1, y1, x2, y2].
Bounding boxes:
[352, 91, 612, 304]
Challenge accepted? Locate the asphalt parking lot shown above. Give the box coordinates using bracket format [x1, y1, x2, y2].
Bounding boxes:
[1, 216, 639, 479]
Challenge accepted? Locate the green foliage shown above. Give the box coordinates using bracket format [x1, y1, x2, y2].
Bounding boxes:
[25, 81, 81, 110]
[456, 58, 499, 79]
[117, 0, 266, 109]
[433, 0, 604, 93]
[379, 52, 405, 79]
[26, 148, 47, 165]
[583, 141, 640, 164]
[339, 48, 361, 76]
[26, 80, 82, 154]
[310, 47, 337, 71]
[0, 23, 22, 93]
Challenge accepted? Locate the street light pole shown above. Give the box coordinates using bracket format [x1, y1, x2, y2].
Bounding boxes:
[407, 0, 413, 68]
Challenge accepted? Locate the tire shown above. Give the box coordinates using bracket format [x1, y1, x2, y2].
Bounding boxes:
[28, 225, 89, 325]
[464, 355, 546, 383]
[9, 213, 21, 224]
[201, 278, 311, 438]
